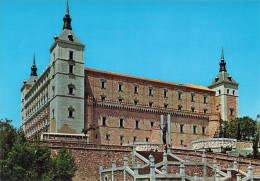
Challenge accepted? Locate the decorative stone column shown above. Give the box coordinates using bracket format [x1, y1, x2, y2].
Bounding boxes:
[124, 155, 128, 166]
[237, 173, 242, 181]
[248, 163, 253, 181]
[202, 151, 206, 163]
[233, 161, 238, 170]
[99, 164, 103, 181]
[167, 114, 171, 146]
[149, 155, 155, 181]
[215, 169, 221, 181]
[186, 155, 190, 162]
[227, 166, 232, 177]
[194, 173, 199, 181]
[163, 152, 168, 174]
[160, 115, 164, 144]
[180, 162, 185, 175]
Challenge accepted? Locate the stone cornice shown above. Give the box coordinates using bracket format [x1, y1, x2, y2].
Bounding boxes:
[95, 102, 209, 119]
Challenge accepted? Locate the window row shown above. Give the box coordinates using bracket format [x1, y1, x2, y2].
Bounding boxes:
[101, 117, 155, 129]
[218, 89, 236, 95]
[104, 134, 150, 144]
[179, 124, 206, 135]
[100, 80, 208, 103]
[100, 95, 208, 113]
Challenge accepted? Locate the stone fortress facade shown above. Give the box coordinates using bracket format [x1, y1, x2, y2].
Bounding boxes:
[20, 2, 239, 147]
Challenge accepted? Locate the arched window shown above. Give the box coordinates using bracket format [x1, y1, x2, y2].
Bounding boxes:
[68, 84, 75, 95]
[68, 106, 75, 118]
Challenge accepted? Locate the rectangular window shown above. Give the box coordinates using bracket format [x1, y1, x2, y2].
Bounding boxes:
[233, 90, 235, 95]
[204, 96, 207, 104]
[106, 134, 110, 140]
[149, 102, 153, 107]
[164, 104, 168, 109]
[101, 95, 106, 101]
[178, 105, 182, 111]
[118, 82, 123, 91]
[178, 92, 182, 100]
[149, 87, 153, 96]
[230, 108, 234, 116]
[150, 121, 155, 128]
[146, 138, 149, 142]
[69, 65, 73, 74]
[118, 98, 123, 103]
[134, 99, 139, 105]
[180, 140, 184, 145]
[120, 135, 124, 141]
[69, 87, 73, 95]
[101, 80, 106, 89]
[227, 89, 230, 94]
[204, 109, 208, 114]
[134, 85, 138, 94]
[102, 117, 107, 126]
[180, 124, 184, 133]
[69, 51, 73, 60]
[119, 118, 124, 128]
[202, 126, 206, 135]
[191, 94, 195, 102]
[69, 110, 73, 117]
[133, 136, 137, 142]
[191, 107, 195, 112]
[135, 120, 140, 129]
[164, 90, 168, 98]
[193, 126, 197, 134]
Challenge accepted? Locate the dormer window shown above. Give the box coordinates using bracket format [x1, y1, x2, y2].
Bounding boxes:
[228, 76, 232, 81]
[69, 51, 73, 60]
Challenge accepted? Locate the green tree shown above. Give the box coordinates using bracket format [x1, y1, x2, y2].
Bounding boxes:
[0, 119, 76, 181]
[218, 116, 257, 141]
[53, 146, 76, 181]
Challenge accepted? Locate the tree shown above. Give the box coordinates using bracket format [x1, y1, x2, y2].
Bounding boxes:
[52, 146, 76, 181]
[218, 116, 257, 141]
[0, 119, 76, 181]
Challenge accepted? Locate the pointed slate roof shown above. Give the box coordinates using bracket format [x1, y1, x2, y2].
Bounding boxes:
[208, 49, 238, 88]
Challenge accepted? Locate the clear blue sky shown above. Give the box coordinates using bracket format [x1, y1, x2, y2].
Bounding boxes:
[0, 0, 259, 128]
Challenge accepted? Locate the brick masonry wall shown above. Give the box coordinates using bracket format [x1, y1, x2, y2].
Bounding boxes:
[89, 106, 215, 147]
[45, 142, 260, 180]
[85, 70, 215, 114]
[226, 95, 238, 120]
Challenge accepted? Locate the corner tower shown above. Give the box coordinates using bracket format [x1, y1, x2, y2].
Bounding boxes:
[209, 48, 239, 121]
[49, 1, 85, 134]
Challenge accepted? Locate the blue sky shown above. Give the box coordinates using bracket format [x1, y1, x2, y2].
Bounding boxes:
[0, 0, 259, 128]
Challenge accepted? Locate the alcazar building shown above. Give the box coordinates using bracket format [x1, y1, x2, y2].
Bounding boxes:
[20, 2, 239, 147]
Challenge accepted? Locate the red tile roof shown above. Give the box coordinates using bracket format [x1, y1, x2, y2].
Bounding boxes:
[85, 67, 214, 92]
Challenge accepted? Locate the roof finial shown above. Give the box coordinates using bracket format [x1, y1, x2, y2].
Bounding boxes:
[221, 47, 224, 61]
[219, 47, 227, 72]
[31, 53, 38, 76]
[66, 0, 69, 15]
[63, 0, 72, 30]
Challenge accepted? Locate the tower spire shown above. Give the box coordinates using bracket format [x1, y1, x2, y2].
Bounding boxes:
[66, 0, 69, 15]
[31, 53, 38, 76]
[63, 0, 72, 30]
[219, 47, 227, 72]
